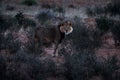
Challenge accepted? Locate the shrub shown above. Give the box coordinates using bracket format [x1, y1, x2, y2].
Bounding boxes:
[107, 0, 120, 15]
[86, 1, 120, 17]
[41, 3, 51, 8]
[0, 33, 21, 53]
[15, 12, 36, 28]
[6, 5, 15, 11]
[25, 38, 43, 54]
[86, 7, 94, 17]
[64, 49, 120, 80]
[22, 0, 37, 6]
[41, 3, 56, 9]
[68, 4, 76, 8]
[66, 17, 101, 50]
[15, 12, 24, 24]
[53, 6, 65, 13]
[64, 50, 96, 80]
[36, 11, 55, 25]
[23, 18, 36, 27]
[0, 34, 4, 48]
[110, 21, 120, 46]
[95, 16, 113, 33]
[93, 55, 120, 80]
[4, 51, 43, 80]
[86, 6, 106, 17]
[0, 55, 6, 80]
[41, 59, 56, 78]
[0, 50, 57, 80]
[0, 14, 16, 32]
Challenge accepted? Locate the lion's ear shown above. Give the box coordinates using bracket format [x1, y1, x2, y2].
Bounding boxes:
[68, 21, 72, 26]
[61, 23, 64, 26]
[58, 23, 63, 27]
[60, 26, 65, 33]
[69, 23, 72, 26]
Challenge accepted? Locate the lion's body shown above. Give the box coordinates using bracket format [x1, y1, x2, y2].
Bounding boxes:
[34, 21, 73, 56]
[35, 26, 65, 45]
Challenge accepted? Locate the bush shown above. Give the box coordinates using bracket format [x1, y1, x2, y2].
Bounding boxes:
[93, 55, 120, 80]
[64, 49, 120, 80]
[64, 50, 96, 80]
[15, 12, 36, 28]
[86, 6, 106, 17]
[65, 17, 101, 50]
[0, 55, 6, 80]
[0, 33, 21, 53]
[41, 3, 56, 9]
[95, 16, 120, 46]
[53, 6, 65, 13]
[15, 12, 24, 24]
[86, 1, 120, 17]
[0, 50, 57, 80]
[108, 0, 120, 15]
[6, 5, 15, 11]
[22, 0, 37, 6]
[36, 11, 55, 25]
[41, 59, 56, 78]
[96, 16, 120, 46]
[0, 12, 36, 32]
[23, 18, 36, 27]
[0, 14, 16, 32]
[24, 38, 43, 54]
[86, 7, 94, 17]
[110, 21, 120, 46]
[4, 51, 43, 80]
[95, 16, 113, 33]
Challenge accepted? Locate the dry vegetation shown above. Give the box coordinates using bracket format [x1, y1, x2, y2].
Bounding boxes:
[0, 0, 120, 80]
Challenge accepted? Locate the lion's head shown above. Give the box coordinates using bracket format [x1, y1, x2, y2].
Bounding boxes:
[59, 21, 73, 35]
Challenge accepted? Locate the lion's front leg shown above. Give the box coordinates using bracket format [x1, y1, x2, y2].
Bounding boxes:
[53, 43, 60, 57]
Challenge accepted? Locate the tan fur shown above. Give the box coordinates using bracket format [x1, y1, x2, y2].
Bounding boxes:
[34, 21, 73, 56]
[60, 21, 73, 34]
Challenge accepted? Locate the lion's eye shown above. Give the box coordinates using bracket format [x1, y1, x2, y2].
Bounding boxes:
[67, 21, 72, 26]
[68, 23, 71, 26]
[61, 23, 64, 26]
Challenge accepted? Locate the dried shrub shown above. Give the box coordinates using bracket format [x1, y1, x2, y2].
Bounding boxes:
[95, 16, 113, 33]
[64, 50, 120, 80]
[64, 50, 96, 80]
[53, 6, 65, 13]
[86, 6, 106, 17]
[0, 33, 21, 53]
[66, 17, 101, 50]
[86, 1, 120, 17]
[0, 14, 16, 32]
[93, 55, 120, 80]
[22, 0, 37, 6]
[15, 12, 36, 28]
[36, 11, 55, 25]
[0, 50, 56, 80]
[41, 3, 56, 9]
[110, 21, 120, 46]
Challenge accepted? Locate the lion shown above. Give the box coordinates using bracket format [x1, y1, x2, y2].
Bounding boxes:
[34, 21, 73, 56]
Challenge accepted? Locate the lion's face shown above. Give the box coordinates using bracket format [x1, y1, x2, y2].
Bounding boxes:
[60, 21, 73, 35]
